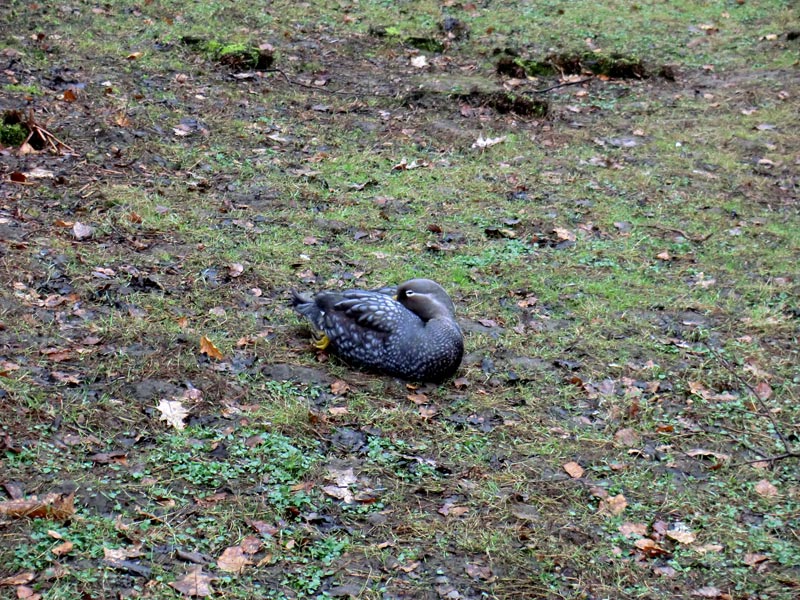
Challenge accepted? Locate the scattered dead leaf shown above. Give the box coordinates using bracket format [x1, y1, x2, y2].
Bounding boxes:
[169, 566, 215, 597]
[0, 493, 75, 520]
[326, 379, 351, 396]
[754, 479, 778, 498]
[217, 546, 252, 574]
[72, 222, 94, 240]
[199, 335, 224, 360]
[0, 572, 36, 586]
[562, 461, 584, 478]
[619, 522, 648, 538]
[635, 538, 669, 557]
[598, 493, 627, 516]
[157, 399, 188, 431]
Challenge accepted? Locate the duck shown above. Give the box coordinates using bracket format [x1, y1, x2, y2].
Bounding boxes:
[291, 279, 463, 383]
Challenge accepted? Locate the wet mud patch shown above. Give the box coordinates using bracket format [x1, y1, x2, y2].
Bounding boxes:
[496, 49, 665, 80]
[404, 75, 549, 117]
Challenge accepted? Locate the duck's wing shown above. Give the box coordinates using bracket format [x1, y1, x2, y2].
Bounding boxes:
[332, 291, 411, 333]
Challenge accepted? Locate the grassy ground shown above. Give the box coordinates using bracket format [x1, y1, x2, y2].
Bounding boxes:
[1, 1, 798, 598]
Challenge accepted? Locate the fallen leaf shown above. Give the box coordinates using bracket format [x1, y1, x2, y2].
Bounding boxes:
[666, 525, 697, 545]
[686, 448, 731, 462]
[635, 538, 669, 557]
[396, 560, 420, 573]
[157, 399, 188, 431]
[330, 379, 350, 395]
[614, 427, 640, 448]
[103, 545, 143, 564]
[553, 226, 575, 242]
[49, 539, 72, 556]
[217, 546, 252, 574]
[0, 572, 36, 586]
[743, 553, 768, 567]
[453, 377, 469, 389]
[0, 493, 75, 520]
[72, 222, 94, 240]
[691, 586, 726, 598]
[465, 562, 493, 580]
[418, 405, 438, 419]
[472, 134, 506, 149]
[438, 502, 469, 517]
[407, 393, 428, 404]
[695, 544, 723, 555]
[754, 479, 778, 498]
[562, 461, 584, 478]
[649, 564, 677, 580]
[199, 335, 224, 360]
[619, 522, 648, 537]
[227, 263, 244, 278]
[322, 485, 354, 503]
[169, 566, 215, 597]
[754, 381, 772, 400]
[599, 493, 627, 516]
[240, 536, 262, 555]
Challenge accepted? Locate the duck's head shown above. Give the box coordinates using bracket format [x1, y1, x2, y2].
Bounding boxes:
[396, 279, 456, 321]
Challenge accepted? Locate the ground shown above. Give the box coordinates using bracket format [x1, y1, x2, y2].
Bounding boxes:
[0, 1, 799, 599]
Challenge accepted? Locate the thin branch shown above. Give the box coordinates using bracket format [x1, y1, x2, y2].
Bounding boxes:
[531, 77, 593, 94]
[705, 343, 793, 456]
[730, 452, 800, 468]
[645, 223, 713, 243]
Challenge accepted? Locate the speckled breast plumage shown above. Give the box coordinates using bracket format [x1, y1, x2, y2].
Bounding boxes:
[291, 279, 463, 383]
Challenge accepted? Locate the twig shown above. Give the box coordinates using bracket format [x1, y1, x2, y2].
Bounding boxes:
[532, 77, 593, 94]
[645, 224, 712, 243]
[705, 343, 794, 457]
[730, 452, 799, 467]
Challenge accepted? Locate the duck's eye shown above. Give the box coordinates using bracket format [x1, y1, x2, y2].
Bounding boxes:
[404, 290, 415, 297]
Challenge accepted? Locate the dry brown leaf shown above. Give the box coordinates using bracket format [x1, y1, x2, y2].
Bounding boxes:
[614, 428, 640, 448]
[407, 393, 428, 405]
[51, 540, 74, 556]
[418, 405, 438, 419]
[743, 553, 769, 567]
[169, 566, 215, 597]
[453, 377, 469, 389]
[217, 546, 252, 574]
[330, 379, 350, 395]
[695, 544, 723, 554]
[199, 335, 224, 360]
[562, 461, 584, 479]
[634, 538, 669, 557]
[754, 479, 778, 498]
[599, 493, 627, 516]
[0, 492, 75, 520]
[619, 522, 648, 538]
[0, 572, 36, 586]
[754, 381, 772, 400]
[103, 544, 143, 564]
[240, 536, 262, 555]
[685, 448, 731, 462]
[666, 526, 697, 544]
[438, 502, 469, 517]
[322, 485, 353, 503]
[553, 226, 576, 241]
[397, 560, 420, 573]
